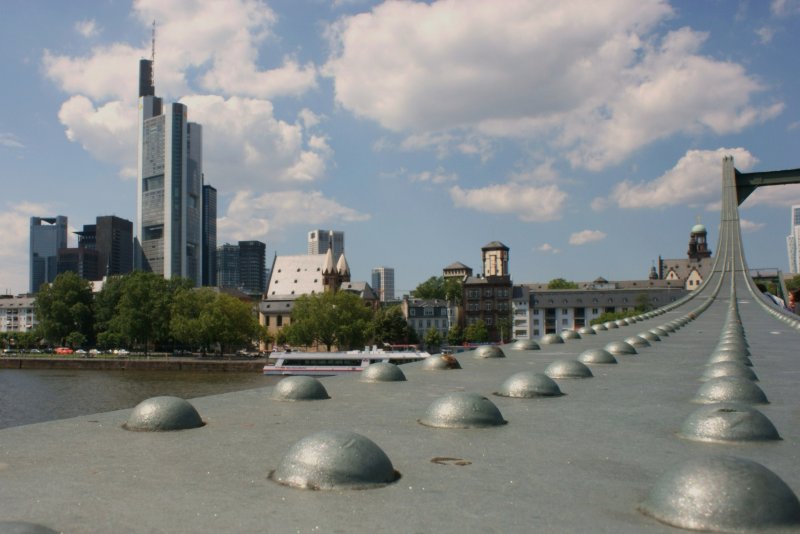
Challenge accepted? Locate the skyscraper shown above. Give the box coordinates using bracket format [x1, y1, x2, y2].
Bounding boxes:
[308, 229, 344, 261]
[371, 266, 395, 302]
[217, 244, 240, 289]
[239, 240, 266, 295]
[30, 216, 67, 293]
[202, 185, 217, 286]
[56, 216, 133, 282]
[787, 205, 800, 274]
[96, 216, 133, 276]
[216, 241, 266, 296]
[135, 58, 203, 285]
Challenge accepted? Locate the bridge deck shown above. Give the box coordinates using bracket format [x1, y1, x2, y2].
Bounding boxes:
[1, 157, 798, 533]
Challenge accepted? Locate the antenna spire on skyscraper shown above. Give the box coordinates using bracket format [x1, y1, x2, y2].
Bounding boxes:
[151, 20, 156, 88]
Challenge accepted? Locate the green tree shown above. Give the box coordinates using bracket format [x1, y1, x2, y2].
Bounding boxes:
[109, 271, 172, 355]
[785, 274, 800, 292]
[496, 315, 512, 343]
[371, 305, 415, 345]
[93, 275, 125, 337]
[547, 278, 578, 289]
[634, 293, 652, 312]
[65, 331, 87, 349]
[35, 272, 94, 347]
[284, 291, 373, 351]
[199, 293, 260, 355]
[447, 325, 464, 346]
[412, 276, 445, 299]
[170, 287, 218, 353]
[412, 276, 463, 301]
[423, 327, 442, 352]
[464, 319, 489, 342]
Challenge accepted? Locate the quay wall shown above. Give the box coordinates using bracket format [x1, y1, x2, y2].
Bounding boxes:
[0, 357, 265, 372]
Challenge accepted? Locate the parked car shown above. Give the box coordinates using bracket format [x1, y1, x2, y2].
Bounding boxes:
[75, 349, 87, 355]
[54, 347, 74, 355]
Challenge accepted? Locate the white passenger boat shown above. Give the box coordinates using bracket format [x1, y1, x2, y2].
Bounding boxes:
[263, 346, 430, 376]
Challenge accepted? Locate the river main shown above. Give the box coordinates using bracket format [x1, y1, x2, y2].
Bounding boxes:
[0, 369, 281, 429]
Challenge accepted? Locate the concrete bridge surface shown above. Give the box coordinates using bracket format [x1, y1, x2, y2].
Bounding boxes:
[1, 157, 799, 533]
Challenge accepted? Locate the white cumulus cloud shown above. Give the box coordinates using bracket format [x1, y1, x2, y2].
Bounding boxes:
[74, 19, 100, 38]
[325, 0, 780, 170]
[218, 190, 370, 243]
[449, 183, 567, 222]
[569, 230, 607, 245]
[537, 243, 561, 254]
[609, 148, 758, 209]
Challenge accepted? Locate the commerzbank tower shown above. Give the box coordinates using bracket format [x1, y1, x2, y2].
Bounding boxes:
[134, 57, 204, 286]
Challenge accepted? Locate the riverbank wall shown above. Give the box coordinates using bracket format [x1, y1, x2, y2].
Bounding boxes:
[0, 357, 265, 372]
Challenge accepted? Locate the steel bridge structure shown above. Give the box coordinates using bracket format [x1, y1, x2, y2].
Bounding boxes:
[1, 157, 800, 533]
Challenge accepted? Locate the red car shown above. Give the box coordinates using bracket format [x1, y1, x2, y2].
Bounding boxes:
[54, 347, 74, 355]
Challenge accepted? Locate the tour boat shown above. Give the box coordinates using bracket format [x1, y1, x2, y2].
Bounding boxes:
[263, 346, 430, 376]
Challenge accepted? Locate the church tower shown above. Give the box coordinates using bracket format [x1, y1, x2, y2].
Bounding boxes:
[687, 221, 711, 261]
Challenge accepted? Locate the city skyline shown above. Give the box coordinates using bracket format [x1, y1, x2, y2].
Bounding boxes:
[3, 0, 800, 296]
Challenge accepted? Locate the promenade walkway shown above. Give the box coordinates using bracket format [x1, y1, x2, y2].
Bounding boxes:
[1, 159, 798, 533]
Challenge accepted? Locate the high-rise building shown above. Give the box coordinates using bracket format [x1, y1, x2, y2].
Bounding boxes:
[202, 185, 217, 286]
[307, 229, 344, 262]
[96, 216, 133, 276]
[30, 216, 68, 293]
[135, 58, 203, 286]
[217, 244, 240, 289]
[371, 266, 395, 302]
[216, 241, 266, 296]
[239, 241, 266, 295]
[787, 205, 800, 274]
[56, 216, 133, 282]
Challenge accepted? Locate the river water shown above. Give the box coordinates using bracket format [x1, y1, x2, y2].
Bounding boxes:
[0, 369, 281, 430]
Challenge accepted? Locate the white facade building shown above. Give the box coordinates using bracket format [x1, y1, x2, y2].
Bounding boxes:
[0, 296, 37, 334]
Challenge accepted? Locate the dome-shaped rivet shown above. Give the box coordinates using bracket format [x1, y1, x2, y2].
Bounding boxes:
[577, 326, 596, 335]
[659, 324, 676, 333]
[360, 362, 407, 382]
[495, 372, 563, 398]
[614, 319, 628, 327]
[592, 323, 608, 332]
[272, 376, 330, 401]
[679, 403, 780, 442]
[605, 341, 637, 355]
[560, 329, 581, 341]
[578, 348, 617, 365]
[624, 317, 637, 325]
[545, 359, 593, 379]
[638, 331, 660, 342]
[604, 321, 619, 329]
[123, 396, 204, 431]
[474, 345, 505, 359]
[707, 351, 753, 367]
[701, 362, 758, 382]
[624, 335, 650, 348]
[269, 431, 399, 490]
[419, 392, 507, 428]
[640, 455, 800, 531]
[540, 333, 564, 345]
[511, 339, 541, 350]
[650, 327, 669, 337]
[693, 377, 768, 405]
[422, 354, 462, 370]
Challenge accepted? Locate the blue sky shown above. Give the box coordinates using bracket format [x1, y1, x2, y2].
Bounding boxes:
[2, 0, 800, 296]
